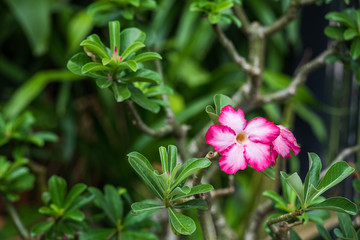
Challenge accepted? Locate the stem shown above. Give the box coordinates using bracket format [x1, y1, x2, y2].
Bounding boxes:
[232, 4, 251, 34]
[2, 197, 29, 240]
[192, 151, 218, 240]
[267, 209, 304, 239]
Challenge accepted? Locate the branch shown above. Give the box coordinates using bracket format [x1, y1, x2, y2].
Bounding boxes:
[320, 145, 360, 178]
[211, 24, 260, 76]
[263, 1, 301, 37]
[2, 197, 30, 240]
[211, 175, 234, 198]
[126, 100, 172, 138]
[267, 209, 304, 239]
[232, 4, 251, 34]
[260, 42, 339, 104]
[244, 199, 274, 240]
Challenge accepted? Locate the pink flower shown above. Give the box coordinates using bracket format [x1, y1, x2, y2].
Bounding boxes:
[205, 105, 280, 174]
[270, 125, 300, 164]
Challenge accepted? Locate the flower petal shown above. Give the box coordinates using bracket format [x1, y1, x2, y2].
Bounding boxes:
[270, 145, 278, 166]
[244, 117, 280, 143]
[244, 141, 271, 171]
[218, 105, 246, 133]
[219, 143, 247, 174]
[273, 125, 300, 158]
[205, 125, 236, 153]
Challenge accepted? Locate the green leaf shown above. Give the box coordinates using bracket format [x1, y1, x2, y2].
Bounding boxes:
[63, 210, 85, 222]
[109, 21, 120, 54]
[67, 53, 91, 76]
[30, 220, 55, 236]
[168, 208, 196, 235]
[121, 42, 145, 60]
[131, 201, 165, 215]
[79, 228, 116, 240]
[128, 152, 164, 199]
[128, 85, 160, 113]
[5, 0, 50, 56]
[215, 1, 234, 12]
[337, 212, 356, 239]
[309, 161, 354, 200]
[96, 78, 113, 89]
[262, 166, 276, 180]
[132, 52, 162, 62]
[214, 94, 233, 115]
[168, 186, 191, 199]
[304, 153, 321, 203]
[112, 83, 131, 102]
[325, 12, 355, 28]
[89, 187, 116, 225]
[81, 62, 111, 73]
[172, 158, 211, 190]
[63, 183, 87, 210]
[173, 199, 208, 210]
[49, 175, 67, 208]
[307, 197, 358, 215]
[208, 13, 221, 24]
[205, 105, 220, 124]
[263, 191, 288, 211]
[344, 28, 358, 40]
[324, 26, 344, 39]
[121, 231, 158, 240]
[159, 146, 169, 174]
[123, 69, 162, 84]
[120, 28, 146, 54]
[168, 145, 178, 174]
[172, 184, 213, 201]
[67, 11, 94, 54]
[350, 38, 360, 60]
[280, 172, 304, 206]
[104, 185, 123, 222]
[80, 39, 109, 59]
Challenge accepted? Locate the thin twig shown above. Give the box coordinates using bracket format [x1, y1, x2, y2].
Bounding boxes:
[244, 199, 274, 240]
[126, 100, 172, 138]
[263, 1, 301, 37]
[260, 42, 339, 104]
[267, 209, 304, 239]
[232, 4, 251, 34]
[211, 24, 260, 76]
[211, 175, 234, 198]
[320, 145, 360, 178]
[2, 197, 30, 240]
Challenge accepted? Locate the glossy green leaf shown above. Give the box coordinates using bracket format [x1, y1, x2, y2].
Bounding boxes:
[172, 158, 211, 190]
[350, 38, 360, 60]
[81, 62, 111, 73]
[121, 42, 145, 60]
[104, 185, 123, 222]
[168, 145, 178, 174]
[324, 26, 344, 39]
[79, 228, 116, 240]
[131, 201, 165, 215]
[109, 21, 120, 54]
[121, 231, 158, 240]
[172, 184, 213, 201]
[168, 186, 191, 199]
[325, 12, 355, 28]
[132, 52, 162, 62]
[80, 39, 109, 59]
[87, 1, 114, 14]
[337, 212, 356, 239]
[67, 53, 91, 76]
[174, 199, 208, 210]
[307, 197, 358, 215]
[112, 83, 131, 102]
[63, 210, 85, 222]
[5, 0, 50, 56]
[128, 85, 160, 113]
[128, 152, 164, 199]
[63, 183, 87, 210]
[205, 105, 220, 124]
[280, 172, 304, 206]
[30, 220, 55, 236]
[49, 176, 67, 208]
[89, 187, 117, 226]
[168, 208, 196, 235]
[159, 146, 169, 173]
[214, 94, 233, 115]
[304, 153, 321, 203]
[120, 28, 146, 54]
[263, 190, 288, 211]
[344, 28, 358, 40]
[124, 69, 162, 84]
[262, 166, 276, 180]
[96, 78, 112, 89]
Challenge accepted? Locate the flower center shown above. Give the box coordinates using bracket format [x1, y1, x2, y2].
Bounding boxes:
[236, 132, 247, 144]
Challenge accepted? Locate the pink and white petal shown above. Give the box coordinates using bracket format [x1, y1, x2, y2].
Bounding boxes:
[218, 105, 246, 133]
[244, 117, 280, 144]
[205, 125, 236, 153]
[219, 143, 247, 174]
[270, 146, 278, 166]
[275, 125, 301, 158]
[244, 141, 272, 171]
[273, 134, 291, 158]
[285, 143, 301, 158]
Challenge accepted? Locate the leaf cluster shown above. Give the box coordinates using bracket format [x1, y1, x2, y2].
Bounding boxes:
[128, 145, 213, 235]
[190, 0, 241, 26]
[0, 156, 35, 202]
[67, 20, 169, 113]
